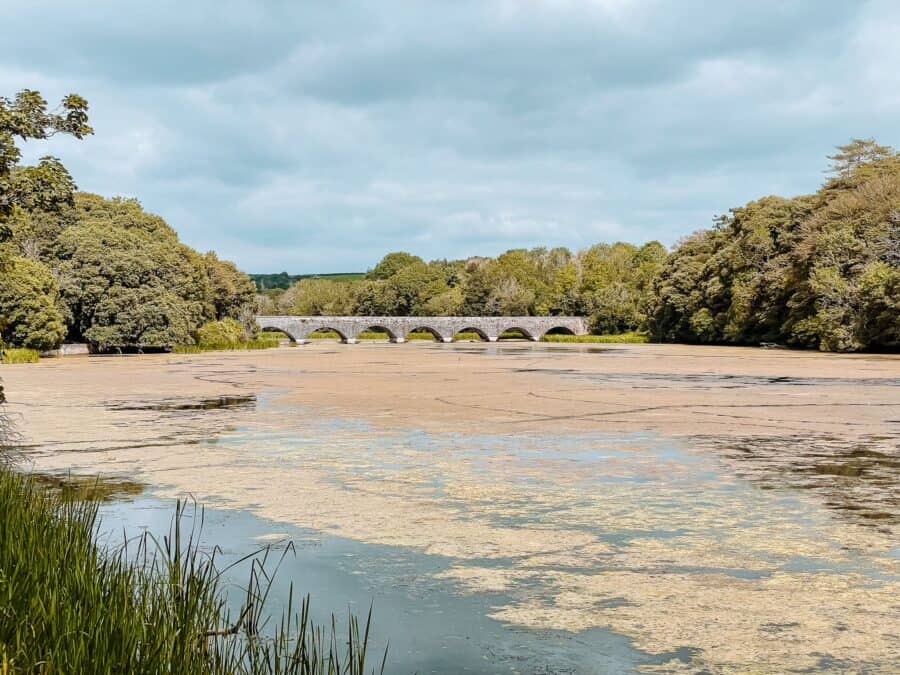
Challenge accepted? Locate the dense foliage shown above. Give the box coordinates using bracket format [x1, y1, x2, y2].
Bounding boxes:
[265, 243, 667, 335]
[251, 272, 364, 291]
[650, 140, 900, 351]
[263, 141, 897, 352]
[2, 89, 895, 354]
[0, 89, 255, 352]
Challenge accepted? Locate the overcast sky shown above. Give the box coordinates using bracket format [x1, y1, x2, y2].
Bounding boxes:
[3, 1, 898, 272]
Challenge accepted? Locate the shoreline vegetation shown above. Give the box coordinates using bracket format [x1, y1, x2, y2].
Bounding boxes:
[2, 90, 897, 355]
[0, 348, 39, 364]
[0, 384, 386, 675]
[0, 467, 385, 674]
[0, 330, 650, 363]
[251, 141, 899, 354]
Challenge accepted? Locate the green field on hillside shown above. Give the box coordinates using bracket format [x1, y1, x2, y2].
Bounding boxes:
[250, 272, 364, 290]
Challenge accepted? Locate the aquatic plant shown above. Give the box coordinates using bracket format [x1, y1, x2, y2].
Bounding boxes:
[540, 332, 649, 343]
[0, 348, 40, 364]
[0, 468, 386, 674]
[174, 336, 281, 354]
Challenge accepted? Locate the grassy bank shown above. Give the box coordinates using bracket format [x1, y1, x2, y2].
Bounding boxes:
[0, 348, 40, 364]
[174, 336, 281, 354]
[541, 332, 649, 343]
[0, 467, 384, 674]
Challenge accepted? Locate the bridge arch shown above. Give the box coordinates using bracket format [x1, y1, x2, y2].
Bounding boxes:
[454, 326, 490, 342]
[407, 325, 450, 342]
[355, 325, 397, 341]
[258, 325, 297, 343]
[500, 326, 538, 341]
[307, 326, 350, 341]
[541, 325, 577, 339]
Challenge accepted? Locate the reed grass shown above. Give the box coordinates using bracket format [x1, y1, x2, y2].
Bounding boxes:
[0, 468, 385, 674]
[0, 348, 40, 364]
[540, 331, 649, 343]
[174, 337, 281, 354]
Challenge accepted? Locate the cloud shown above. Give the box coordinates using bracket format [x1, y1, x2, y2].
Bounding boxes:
[3, 0, 898, 271]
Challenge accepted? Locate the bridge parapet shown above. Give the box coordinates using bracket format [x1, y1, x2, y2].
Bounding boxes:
[256, 316, 587, 343]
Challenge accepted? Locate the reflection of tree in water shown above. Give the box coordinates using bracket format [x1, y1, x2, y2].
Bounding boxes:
[695, 434, 900, 531]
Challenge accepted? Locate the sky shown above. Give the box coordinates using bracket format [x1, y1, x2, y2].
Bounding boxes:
[3, 0, 899, 273]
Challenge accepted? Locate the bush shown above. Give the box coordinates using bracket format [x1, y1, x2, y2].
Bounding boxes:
[0, 256, 66, 351]
[195, 318, 247, 345]
[1, 348, 40, 364]
[541, 332, 649, 343]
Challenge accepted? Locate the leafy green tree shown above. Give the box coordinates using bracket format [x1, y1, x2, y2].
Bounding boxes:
[0, 256, 66, 350]
[278, 278, 356, 315]
[419, 286, 464, 316]
[1, 89, 91, 225]
[85, 286, 199, 350]
[352, 280, 400, 315]
[366, 251, 424, 280]
[54, 195, 208, 347]
[202, 252, 256, 320]
[651, 140, 900, 351]
[788, 144, 900, 350]
[1, 89, 91, 351]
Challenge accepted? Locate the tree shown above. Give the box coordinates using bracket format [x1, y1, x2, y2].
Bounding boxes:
[202, 252, 257, 321]
[1, 89, 92, 229]
[85, 286, 199, 350]
[1, 89, 91, 351]
[53, 195, 208, 347]
[828, 139, 894, 181]
[365, 252, 423, 280]
[0, 256, 66, 350]
[278, 278, 355, 315]
[650, 140, 900, 351]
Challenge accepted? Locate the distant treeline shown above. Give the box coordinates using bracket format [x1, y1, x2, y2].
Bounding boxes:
[251, 272, 364, 291]
[2, 88, 896, 354]
[1, 90, 256, 353]
[260, 140, 899, 352]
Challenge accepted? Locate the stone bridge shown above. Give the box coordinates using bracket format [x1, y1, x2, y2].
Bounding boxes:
[257, 316, 588, 343]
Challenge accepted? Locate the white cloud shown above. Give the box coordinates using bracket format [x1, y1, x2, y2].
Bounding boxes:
[3, 0, 898, 272]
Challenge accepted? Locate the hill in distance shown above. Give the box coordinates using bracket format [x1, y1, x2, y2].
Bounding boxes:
[250, 272, 364, 290]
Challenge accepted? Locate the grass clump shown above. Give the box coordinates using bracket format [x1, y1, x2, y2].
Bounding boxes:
[0, 468, 385, 674]
[541, 331, 649, 343]
[177, 318, 282, 354]
[0, 348, 40, 364]
[174, 336, 281, 354]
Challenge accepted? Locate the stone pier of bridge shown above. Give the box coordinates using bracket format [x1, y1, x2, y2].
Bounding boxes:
[256, 316, 587, 344]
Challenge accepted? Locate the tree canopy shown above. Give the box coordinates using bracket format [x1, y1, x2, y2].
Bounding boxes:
[266, 141, 897, 352]
[2, 90, 895, 354]
[0, 89, 254, 352]
[650, 140, 900, 351]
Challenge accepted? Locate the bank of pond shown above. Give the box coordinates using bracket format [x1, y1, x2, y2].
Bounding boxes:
[0, 466, 386, 674]
[1, 330, 649, 363]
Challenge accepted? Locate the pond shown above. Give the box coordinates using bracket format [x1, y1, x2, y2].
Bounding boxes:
[4, 342, 899, 672]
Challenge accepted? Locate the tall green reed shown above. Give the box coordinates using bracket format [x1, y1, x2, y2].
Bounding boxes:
[0, 469, 386, 674]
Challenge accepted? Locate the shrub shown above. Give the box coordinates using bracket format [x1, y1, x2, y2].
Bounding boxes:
[1, 348, 40, 364]
[195, 318, 247, 345]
